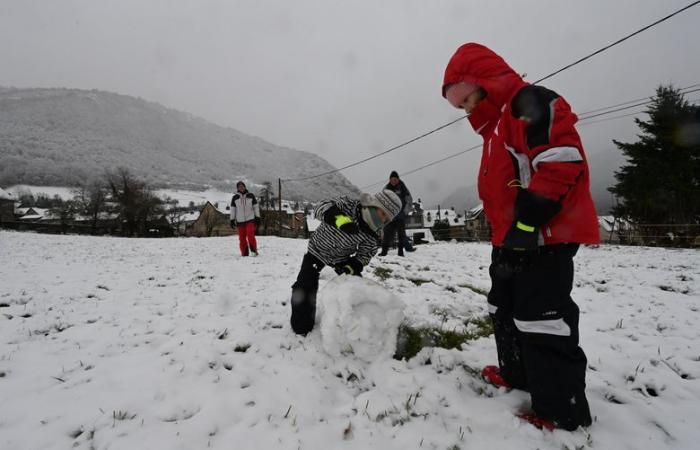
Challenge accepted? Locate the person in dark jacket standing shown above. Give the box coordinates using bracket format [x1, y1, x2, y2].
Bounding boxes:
[290, 189, 402, 335]
[230, 181, 261, 257]
[379, 171, 414, 256]
[442, 43, 599, 431]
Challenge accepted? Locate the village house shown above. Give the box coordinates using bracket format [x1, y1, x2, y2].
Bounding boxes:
[422, 206, 467, 241]
[259, 200, 308, 238]
[464, 204, 490, 241]
[185, 201, 235, 237]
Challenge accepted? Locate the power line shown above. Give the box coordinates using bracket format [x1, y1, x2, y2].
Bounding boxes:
[361, 144, 481, 190]
[533, 1, 700, 84]
[282, 114, 468, 182]
[362, 93, 700, 188]
[579, 87, 700, 120]
[578, 82, 700, 116]
[283, 1, 700, 183]
[581, 88, 700, 120]
[578, 95, 700, 126]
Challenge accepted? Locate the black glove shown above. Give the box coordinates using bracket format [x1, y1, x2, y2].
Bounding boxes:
[334, 258, 363, 276]
[497, 189, 561, 274]
[255, 217, 261, 225]
[230, 220, 236, 229]
[323, 205, 359, 234]
[502, 188, 561, 251]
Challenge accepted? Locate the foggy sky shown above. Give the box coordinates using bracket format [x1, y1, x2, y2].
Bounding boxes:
[1, 0, 699, 206]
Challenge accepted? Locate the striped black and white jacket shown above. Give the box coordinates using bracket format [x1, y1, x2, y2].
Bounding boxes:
[308, 196, 379, 267]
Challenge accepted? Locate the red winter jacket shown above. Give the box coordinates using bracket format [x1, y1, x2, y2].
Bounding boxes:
[443, 43, 599, 246]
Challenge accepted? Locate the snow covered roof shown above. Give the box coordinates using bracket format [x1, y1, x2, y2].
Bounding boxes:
[465, 204, 484, 220]
[0, 187, 15, 201]
[17, 207, 48, 221]
[214, 201, 231, 214]
[181, 211, 200, 223]
[423, 208, 465, 227]
[598, 215, 635, 232]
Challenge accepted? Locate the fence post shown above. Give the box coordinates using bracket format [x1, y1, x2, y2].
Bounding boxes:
[278, 178, 282, 237]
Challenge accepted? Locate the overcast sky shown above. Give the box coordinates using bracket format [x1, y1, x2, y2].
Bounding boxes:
[1, 0, 699, 206]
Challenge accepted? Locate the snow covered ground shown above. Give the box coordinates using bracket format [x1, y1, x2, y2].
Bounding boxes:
[1, 230, 699, 450]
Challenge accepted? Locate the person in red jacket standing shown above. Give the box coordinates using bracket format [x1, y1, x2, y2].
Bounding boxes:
[442, 43, 599, 431]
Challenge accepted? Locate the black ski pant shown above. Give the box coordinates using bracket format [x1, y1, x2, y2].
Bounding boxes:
[381, 218, 406, 255]
[487, 244, 591, 430]
[292, 253, 325, 293]
[290, 253, 325, 335]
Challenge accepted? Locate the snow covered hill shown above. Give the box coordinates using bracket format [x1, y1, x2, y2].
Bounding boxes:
[1, 231, 699, 449]
[0, 87, 359, 201]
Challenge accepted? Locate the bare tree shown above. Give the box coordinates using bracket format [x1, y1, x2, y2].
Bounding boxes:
[258, 181, 275, 211]
[73, 179, 108, 233]
[106, 167, 163, 236]
[48, 199, 78, 234]
[163, 197, 190, 236]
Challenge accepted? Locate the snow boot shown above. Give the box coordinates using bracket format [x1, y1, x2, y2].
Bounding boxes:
[290, 288, 316, 335]
[517, 412, 556, 432]
[481, 365, 511, 389]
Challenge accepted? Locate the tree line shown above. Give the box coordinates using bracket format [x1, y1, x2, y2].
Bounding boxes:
[15, 167, 203, 237]
[609, 84, 700, 246]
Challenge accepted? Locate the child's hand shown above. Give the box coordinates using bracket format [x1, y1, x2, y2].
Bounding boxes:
[338, 222, 359, 234]
[334, 258, 363, 276]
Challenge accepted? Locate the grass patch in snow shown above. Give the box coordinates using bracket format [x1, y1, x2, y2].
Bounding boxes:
[457, 283, 488, 297]
[394, 315, 494, 361]
[373, 266, 393, 281]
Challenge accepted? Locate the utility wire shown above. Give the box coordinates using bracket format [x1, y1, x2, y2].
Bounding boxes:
[579, 95, 700, 126]
[579, 87, 700, 120]
[360, 144, 481, 190]
[578, 82, 700, 116]
[284, 1, 700, 182]
[533, 1, 700, 84]
[362, 93, 700, 188]
[282, 115, 468, 182]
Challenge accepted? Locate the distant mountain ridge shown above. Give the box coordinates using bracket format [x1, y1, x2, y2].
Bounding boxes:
[0, 87, 359, 200]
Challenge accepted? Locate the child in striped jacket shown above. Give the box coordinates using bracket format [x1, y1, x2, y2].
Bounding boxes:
[290, 189, 402, 335]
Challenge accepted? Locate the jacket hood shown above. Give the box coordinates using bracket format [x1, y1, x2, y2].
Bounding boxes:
[442, 43, 527, 136]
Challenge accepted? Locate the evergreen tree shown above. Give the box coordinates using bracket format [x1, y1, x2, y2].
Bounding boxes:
[609, 85, 700, 234]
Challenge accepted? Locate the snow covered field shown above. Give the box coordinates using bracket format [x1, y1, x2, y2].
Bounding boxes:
[1, 231, 699, 450]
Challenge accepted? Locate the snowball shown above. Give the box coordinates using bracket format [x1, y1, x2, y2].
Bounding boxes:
[318, 275, 405, 363]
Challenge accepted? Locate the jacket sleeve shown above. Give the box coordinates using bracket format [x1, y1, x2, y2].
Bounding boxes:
[403, 183, 413, 215]
[314, 198, 336, 222]
[230, 195, 236, 220]
[513, 86, 586, 202]
[354, 235, 378, 266]
[315, 197, 357, 223]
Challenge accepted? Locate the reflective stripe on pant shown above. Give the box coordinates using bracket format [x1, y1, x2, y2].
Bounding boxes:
[237, 221, 258, 256]
[487, 244, 591, 430]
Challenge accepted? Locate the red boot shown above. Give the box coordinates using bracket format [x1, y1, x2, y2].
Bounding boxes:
[517, 412, 556, 432]
[481, 365, 511, 389]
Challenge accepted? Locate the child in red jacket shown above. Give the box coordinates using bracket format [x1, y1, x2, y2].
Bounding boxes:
[442, 43, 599, 431]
